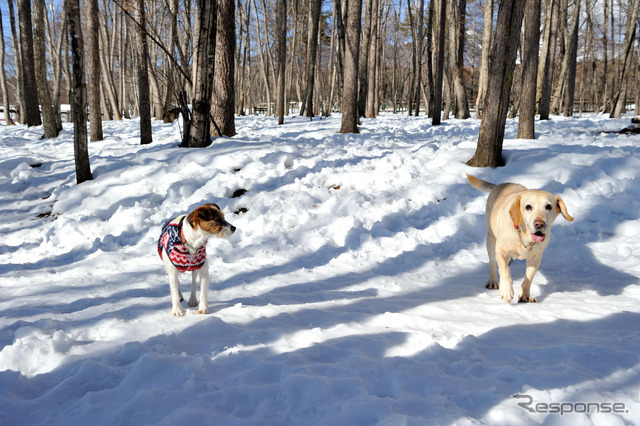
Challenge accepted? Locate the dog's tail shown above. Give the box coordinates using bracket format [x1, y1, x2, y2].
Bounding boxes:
[467, 174, 496, 193]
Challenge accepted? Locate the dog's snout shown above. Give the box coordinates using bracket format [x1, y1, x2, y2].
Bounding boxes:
[230, 224, 237, 234]
[534, 219, 546, 229]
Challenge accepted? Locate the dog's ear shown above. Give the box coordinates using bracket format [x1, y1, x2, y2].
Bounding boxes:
[509, 196, 523, 227]
[556, 196, 574, 221]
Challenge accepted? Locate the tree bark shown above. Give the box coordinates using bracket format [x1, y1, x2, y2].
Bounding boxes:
[212, 0, 237, 134]
[475, 0, 493, 118]
[431, 0, 447, 125]
[537, 0, 558, 120]
[467, 0, 526, 168]
[18, 0, 42, 127]
[6, 0, 24, 123]
[517, 0, 541, 139]
[86, 0, 103, 141]
[67, 0, 92, 184]
[339, 0, 362, 133]
[184, 0, 217, 148]
[611, 0, 640, 117]
[136, 0, 152, 145]
[450, 0, 470, 119]
[274, 0, 286, 124]
[366, 0, 382, 117]
[0, 8, 14, 125]
[562, 0, 581, 117]
[358, 0, 373, 117]
[301, 0, 322, 118]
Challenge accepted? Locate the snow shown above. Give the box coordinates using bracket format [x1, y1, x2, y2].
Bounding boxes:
[0, 112, 639, 425]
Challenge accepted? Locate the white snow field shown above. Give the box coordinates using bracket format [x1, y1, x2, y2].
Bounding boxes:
[0, 112, 639, 425]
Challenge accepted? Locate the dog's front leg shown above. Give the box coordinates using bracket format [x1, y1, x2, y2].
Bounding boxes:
[196, 260, 209, 314]
[518, 255, 542, 303]
[496, 250, 514, 303]
[188, 270, 199, 307]
[485, 232, 499, 289]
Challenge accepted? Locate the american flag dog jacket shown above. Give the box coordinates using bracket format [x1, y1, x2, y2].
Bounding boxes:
[158, 215, 207, 272]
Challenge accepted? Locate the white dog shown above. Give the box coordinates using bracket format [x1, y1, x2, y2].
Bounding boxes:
[158, 203, 235, 316]
[467, 175, 573, 303]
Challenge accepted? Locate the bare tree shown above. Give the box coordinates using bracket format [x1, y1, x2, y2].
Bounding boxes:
[66, 0, 92, 183]
[6, 0, 24, 123]
[431, 0, 447, 125]
[136, 0, 153, 144]
[0, 8, 14, 126]
[87, 0, 103, 141]
[184, 0, 217, 148]
[450, 0, 470, 119]
[475, 0, 493, 118]
[339, 0, 363, 133]
[517, 0, 541, 139]
[537, 0, 558, 120]
[611, 0, 640, 118]
[212, 0, 237, 134]
[301, 0, 322, 118]
[18, 0, 42, 127]
[467, 0, 526, 167]
[275, 0, 287, 124]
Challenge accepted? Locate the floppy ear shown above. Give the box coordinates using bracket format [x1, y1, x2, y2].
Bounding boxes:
[556, 196, 574, 221]
[509, 196, 523, 227]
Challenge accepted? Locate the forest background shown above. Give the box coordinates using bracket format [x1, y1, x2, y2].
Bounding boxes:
[0, 0, 639, 173]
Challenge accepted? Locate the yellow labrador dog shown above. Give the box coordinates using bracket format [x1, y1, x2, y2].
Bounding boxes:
[467, 174, 573, 303]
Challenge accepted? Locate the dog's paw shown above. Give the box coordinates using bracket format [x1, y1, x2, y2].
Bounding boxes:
[486, 280, 499, 290]
[188, 298, 199, 307]
[172, 306, 186, 317]
[196, 305, 209, 314]
[518, 296, 537, 303]
[499, 286, 514, 303]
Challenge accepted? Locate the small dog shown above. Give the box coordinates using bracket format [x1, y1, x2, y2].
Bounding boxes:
[158, 203, 235, 316]
[467, 174, 573, 303]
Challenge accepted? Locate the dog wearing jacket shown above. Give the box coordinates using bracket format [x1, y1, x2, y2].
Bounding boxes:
[158, 203, 236, 316]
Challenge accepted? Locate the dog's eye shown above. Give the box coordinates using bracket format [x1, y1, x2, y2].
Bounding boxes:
[545, 204, 553, 211]
[525, 205, 533, 211]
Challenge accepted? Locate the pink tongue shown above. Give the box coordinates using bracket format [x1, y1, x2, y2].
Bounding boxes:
[532, 233, 545, 243]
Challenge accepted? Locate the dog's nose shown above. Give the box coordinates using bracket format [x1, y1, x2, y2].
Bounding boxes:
[534, 219, 546, 230]
[230, 225, 237, 234]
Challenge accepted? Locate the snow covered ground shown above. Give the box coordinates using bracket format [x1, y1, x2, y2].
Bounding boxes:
[0, 112, 639, 425]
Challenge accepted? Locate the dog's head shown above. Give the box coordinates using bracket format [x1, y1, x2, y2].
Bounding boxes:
[509, 190, 573, 243]
[187, 203, 236, 238]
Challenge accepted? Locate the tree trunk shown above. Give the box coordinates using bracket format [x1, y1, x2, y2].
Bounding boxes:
[467, 0, 526, 168]
[517, 0, 541, 139]
[212, 0, 237, 134]
[537, 0, 558, 120]
[18, 0, 42, 127]
[136, 0, 152, 144]
[301, 0, 322, 118]
[475, 0, 493, 118]
[358, 0, 373, 117]
[412, 0, 425, 117]
[366, 0, 382, 117]
[450, 0, 470, 119]
[0, 8, 14, 126]
[184, 0, 217, 148]
[431, 0, 447, 125]
[86, 0, 103, 141]
[6, 0, 24, 123]
[67, 0, 92, 184]
[339, 0, 362, 133]
[275, 0, 286, 124]
[611, 0, 640, 118]
[562, 0, 581, 117]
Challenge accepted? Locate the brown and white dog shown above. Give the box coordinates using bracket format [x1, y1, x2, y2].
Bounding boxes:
[467, 174, 573, 303]
[158, 203, 235, 316]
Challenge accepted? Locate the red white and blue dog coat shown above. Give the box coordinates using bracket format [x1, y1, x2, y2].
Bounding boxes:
[158, 215, 207, 272]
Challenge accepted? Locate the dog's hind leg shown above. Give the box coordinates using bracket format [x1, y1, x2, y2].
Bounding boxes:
[189, 271, 199, 307]
[196, 260, 210, 314]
